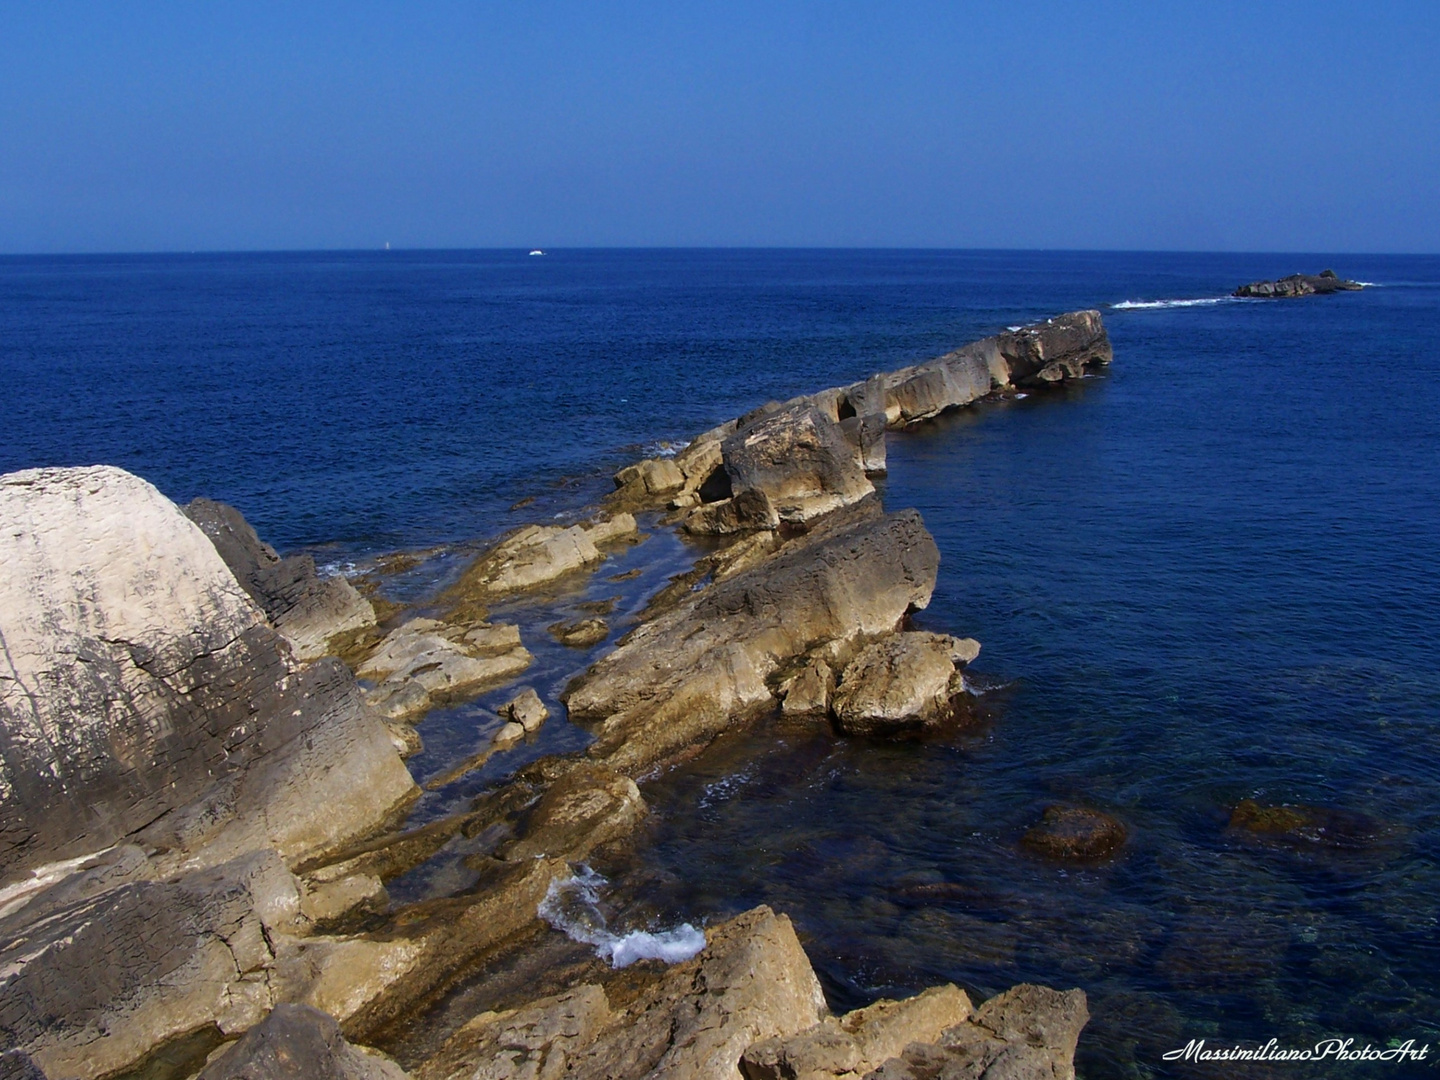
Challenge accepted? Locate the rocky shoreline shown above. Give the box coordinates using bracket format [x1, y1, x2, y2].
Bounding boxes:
[1, 311, 1112, 1080]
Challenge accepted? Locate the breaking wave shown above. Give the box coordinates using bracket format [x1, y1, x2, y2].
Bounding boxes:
[1111, 296, 1243, 310]
[538, 866, 706, 968]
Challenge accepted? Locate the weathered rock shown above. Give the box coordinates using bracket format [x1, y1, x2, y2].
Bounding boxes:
[682, 487, 780, 535]
[416, 986, 611, 1080]
[185, 497, 376, 661]
[742, 984, 972, 1080]
[566, 506, 940, 775]
[493, 721, 526, 746]
[499, 687, 549, 733]
[0, 466, 416, 885]
[781, 659, 836, 717]
[993, 310, 1112, 387]
[865, 984, 1088, 1080]
[880, 352, 993, 427]
[615, 458, 685, 500]
[541, 906, 828, 1080]
[832, 632, 972, 736]
[449, 525, 603, 602]
[197, 1003, 410, 1080]
[0, 850, 304, 1080]
[1234, 270, 1363, 298]
[1021, 807, 1127, 860]
[838, 413, 888, 475]
[715, 404, 875, 528]
[359, 619, 533, 721]
[583, 512, 639, 546]
[499, 763, 645, 862]
[549, 617, 610, 648]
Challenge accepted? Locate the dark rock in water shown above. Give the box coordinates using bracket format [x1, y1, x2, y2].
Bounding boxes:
[1228, 798, 1391, 850]
[1021, 806, 1127, 859]
[549, 617, 610, 648]
[197, 1003, 409, 1080]
[185, 496, 376, 660]
[1234, 271, 1364, 298]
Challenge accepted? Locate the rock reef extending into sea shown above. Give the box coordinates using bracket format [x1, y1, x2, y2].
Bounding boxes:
[1233, 269, 1363, 298]
[0, 311, 1111, 1079]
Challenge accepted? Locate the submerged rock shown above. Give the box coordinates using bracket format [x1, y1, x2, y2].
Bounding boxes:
[1021, 806, 1128, 860]
[831, 632, 976, 735]
[549, 616, 611, 648]
[196, 1003, 409, 1080]
[185, 497, 377, 661]
[1234, 270, 1364, 298]
[0, 466, 416, 885]
[1228, 798, 1392, 850]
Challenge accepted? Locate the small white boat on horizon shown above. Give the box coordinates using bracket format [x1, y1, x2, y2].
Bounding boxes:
[529, 249, 544, 256]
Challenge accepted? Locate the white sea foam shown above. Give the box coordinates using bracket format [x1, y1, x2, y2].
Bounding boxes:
[1111, 296, 1240, 310]
[538, 866, 706, 968]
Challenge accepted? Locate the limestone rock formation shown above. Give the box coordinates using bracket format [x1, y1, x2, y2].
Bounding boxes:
[831, 632, 976, 736]
[866, 984, 1088, 1080]
[741, 984, 972, 1080]
[357, 618, 533, 720]
[197, 1003, 410, 1080]
[486, 905, 825, 1080]
[499, 687, 549, 732]
[695, 404, 876, 531]
[185, 497, 376, 661]
[447, 515, 637, 609]
[0, 466, 416, 885]
[566, 505, 940, 774]
[1234, 270, 1363, 298]
[416, 986, 611, 1080]
[1, 849, 304, 1079]
[548, 617, 610, 648]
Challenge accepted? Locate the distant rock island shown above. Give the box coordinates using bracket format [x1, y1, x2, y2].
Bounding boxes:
[1234, 269, 1364, 298]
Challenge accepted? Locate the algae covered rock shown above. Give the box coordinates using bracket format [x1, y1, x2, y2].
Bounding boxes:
[1021, 806, 1128, 860]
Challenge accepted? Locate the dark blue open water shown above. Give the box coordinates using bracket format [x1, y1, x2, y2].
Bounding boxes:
[4, 251, 1438, 1077]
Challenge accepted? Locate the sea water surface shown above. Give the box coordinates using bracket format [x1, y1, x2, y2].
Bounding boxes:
[4, 251, 1439, 1077]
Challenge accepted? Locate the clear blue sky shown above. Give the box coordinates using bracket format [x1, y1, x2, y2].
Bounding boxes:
[2, 2, 1437, 253]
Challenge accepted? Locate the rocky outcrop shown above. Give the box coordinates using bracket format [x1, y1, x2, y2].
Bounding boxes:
[549, 617, 610, 648]
[446, 515, 637, 612]
[614, 312, 1111, 521]
[197, 1003, 410, 1080]
[357, 618, 532, 720]
[0, 466, 416, 885]
[421, 906, 826, 1080]
[741, 984, 972, 1080]
[1021, 806, 1127, 860]
[865, 984, 1088, 1080]
[1234, 269, 1363, 298]
[499, 688, 548, 732]
[185, 497, 377, 661]
[831, 633, 978, 736]
[684, 405, 876, 533]
[1, 849, 305, 1079]
[566, 505, 940, 774]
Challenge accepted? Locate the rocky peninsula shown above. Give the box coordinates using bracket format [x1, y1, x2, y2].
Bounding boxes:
[0, 311, 1112, 1079]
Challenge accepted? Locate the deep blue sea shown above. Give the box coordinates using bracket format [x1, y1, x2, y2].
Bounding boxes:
[4, 250, 1439, 1078]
